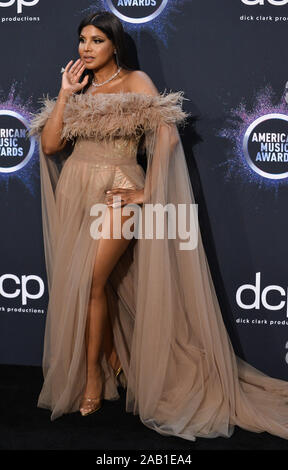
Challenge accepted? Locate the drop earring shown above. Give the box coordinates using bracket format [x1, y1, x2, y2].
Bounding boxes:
[114, 50, 120, 68]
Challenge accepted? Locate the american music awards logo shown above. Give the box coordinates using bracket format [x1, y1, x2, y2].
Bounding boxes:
[106, 0, 168, 23]
[243, 114, 288, 180]
[218, 83, 288, 186]
[84, 0, 187, 45]
[0, 85, 38, 195]
[0, 110, 34, 174]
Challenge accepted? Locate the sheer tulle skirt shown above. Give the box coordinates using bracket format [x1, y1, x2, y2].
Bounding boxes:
[38, 146, 146, 420]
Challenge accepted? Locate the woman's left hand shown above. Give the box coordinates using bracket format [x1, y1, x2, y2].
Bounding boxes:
[105, 188, 144, 208]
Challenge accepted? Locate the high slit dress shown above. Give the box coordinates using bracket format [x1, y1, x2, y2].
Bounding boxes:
[28, 90, 288, 442]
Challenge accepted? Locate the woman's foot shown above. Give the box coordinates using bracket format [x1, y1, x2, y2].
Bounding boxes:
[80, 363, 104, 416]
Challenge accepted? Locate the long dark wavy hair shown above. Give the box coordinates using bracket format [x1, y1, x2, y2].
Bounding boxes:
[76, 10, 136, 95]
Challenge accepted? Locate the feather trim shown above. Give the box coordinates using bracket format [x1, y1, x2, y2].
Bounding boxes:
[27, 90, 190, 141]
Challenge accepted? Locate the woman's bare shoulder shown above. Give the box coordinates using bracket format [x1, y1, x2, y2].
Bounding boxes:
[124, 70, 159, 97]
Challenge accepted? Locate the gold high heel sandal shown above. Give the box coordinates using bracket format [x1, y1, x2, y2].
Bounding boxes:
[114, 365, 127, 389]
[80, 396, 102, 417]
[80, 367, 104, 417]
[115, 366, 122, 378]
[108, 353, 127, 389]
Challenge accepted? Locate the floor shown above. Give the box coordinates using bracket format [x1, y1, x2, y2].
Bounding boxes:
[1, 364, 287, 455]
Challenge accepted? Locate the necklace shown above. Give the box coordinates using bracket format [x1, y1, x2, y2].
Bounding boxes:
[92, 67, 122, 87]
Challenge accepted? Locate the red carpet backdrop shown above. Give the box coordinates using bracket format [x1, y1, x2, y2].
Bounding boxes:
[0, 0, 288, 382]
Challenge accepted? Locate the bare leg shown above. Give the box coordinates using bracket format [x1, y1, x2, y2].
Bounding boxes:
[83, 205, 134, 401]
[101, 306, 121, 372]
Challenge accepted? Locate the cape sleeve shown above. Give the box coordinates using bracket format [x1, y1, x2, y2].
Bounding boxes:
[37, 137, 66, 293]
[127, 92, 207, 424]
[28, 96, 69, 293]
[127, 92, 288, 442]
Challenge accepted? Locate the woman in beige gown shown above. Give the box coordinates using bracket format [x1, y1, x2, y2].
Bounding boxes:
[28, 11, 288, 442]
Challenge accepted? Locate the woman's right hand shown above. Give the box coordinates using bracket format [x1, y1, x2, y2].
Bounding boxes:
[61, 59, 89, 95]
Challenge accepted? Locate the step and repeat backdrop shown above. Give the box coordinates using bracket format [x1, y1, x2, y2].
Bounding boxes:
[1, 0, 288, 380]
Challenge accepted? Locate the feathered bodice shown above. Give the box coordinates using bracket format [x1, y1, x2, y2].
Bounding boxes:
[28, 90, 190, 143]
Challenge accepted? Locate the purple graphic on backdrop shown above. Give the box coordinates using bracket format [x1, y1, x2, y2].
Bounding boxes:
[0, 82, 38, 196]
[77, 0, 187, 45]
[217, 84, 288, 192]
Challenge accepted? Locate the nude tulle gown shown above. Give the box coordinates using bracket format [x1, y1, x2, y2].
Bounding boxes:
[28, 90, 288, 441]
